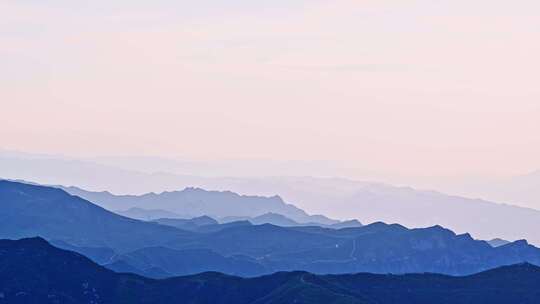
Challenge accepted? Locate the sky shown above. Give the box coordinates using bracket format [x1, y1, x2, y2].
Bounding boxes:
[2, 0, 540, 181]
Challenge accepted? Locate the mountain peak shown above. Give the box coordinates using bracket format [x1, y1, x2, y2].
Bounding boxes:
[2, 237, 50, 248]
[487, 238, 511, 247]
[509, 239, 530, 247]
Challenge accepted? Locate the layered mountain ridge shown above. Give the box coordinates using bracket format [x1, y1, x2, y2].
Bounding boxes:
[2, 180, 540, 278]
[3, 152, 540, 245]
[61, 185, 339, 225]
[1, 237, 540, 304]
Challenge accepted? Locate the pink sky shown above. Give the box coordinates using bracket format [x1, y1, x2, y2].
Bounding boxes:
[2, 0, 540, 179]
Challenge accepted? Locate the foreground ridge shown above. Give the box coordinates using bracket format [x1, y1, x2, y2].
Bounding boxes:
[1, 237, 540, 304]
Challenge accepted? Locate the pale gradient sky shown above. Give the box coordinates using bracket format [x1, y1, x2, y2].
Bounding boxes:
[2, 0, 540, 179]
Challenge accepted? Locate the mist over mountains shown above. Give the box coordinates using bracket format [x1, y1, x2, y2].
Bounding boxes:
[2, 151, 540, 246]
[3, 0, 539, 300]
[2, 180, 540, 279]
[446, 170, 540, 211]
[2, 154, 540, 301]
[61, 185, 337, 225]
[83, 154, 540, 209]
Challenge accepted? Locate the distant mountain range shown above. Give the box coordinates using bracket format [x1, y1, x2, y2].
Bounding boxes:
[61, 180, 540, 246]
[2, 180, 540, 278]
[488, 238, 512, 248]
[114, 208, 363, 229]
[311, 182, 540, 246]
[2, 152, 540, 245]
[153, 215, 219, 229]
[219, 213, 363, 228]
[117, 207, 184, 221]
[60, 185, 340, 225]
[449, 169, 540, 210]
[1, 237, 540, 304]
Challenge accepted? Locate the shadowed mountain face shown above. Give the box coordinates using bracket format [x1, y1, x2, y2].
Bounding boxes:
[3, 180, 540, 278]
[61, 185, 338, 225]
[1, 237, 540, 304]
[108, 246, 267, 278]
[171, 223, 540, 276]
[0, 180, 193, 253]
